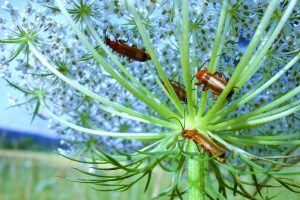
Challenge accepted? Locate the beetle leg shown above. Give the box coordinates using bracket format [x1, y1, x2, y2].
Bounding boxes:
[221, 73, 229, 81]
[112, 33, 118, 41]
[212, 93, 217, 100]
[195, 78, 204, 85]
[213, 71, 221, 78]
[175, 81, 182, 88]
[202, 84, 209, 91]
[118, 39, 126, 44]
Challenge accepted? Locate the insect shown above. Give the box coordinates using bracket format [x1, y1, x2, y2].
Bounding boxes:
[162, 80, 187, 103]
[104, 28, 151, 62]
[194, 59, 235, 100]
[183, 129, 226, 163]
[171, 117, 226, 163]
[195, 67, 235, 100]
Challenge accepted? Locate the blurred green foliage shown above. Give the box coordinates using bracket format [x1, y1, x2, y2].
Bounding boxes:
[1, 150, 299, 200]
[0, 151, 170, 200]
[0, 137, 41, 151]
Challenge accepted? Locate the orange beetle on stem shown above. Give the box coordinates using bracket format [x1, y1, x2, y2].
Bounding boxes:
[183, 129, 226, 163]
[194, 59, 235, 100]
[171, 117, 226, 163]
[104, 28, 151, 62]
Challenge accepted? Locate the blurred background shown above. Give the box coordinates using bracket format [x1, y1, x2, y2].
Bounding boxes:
[0, 1, 99, 199]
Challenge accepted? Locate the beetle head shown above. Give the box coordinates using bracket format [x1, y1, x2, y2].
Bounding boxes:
[195, 68, 208, 85]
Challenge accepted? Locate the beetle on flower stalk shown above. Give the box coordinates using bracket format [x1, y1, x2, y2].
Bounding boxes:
[183, 129, 226, 163]
[104, 28, 151, 62]
[194, 60, 236, 100]
[171, 117, 226, 163]
[162, 79, 187, 104]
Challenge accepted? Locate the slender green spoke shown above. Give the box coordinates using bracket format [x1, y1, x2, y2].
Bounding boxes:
[56, 0, 180, 119]
[222, 132, 300, 141]
[211, 14, 231, 73]
[0, 38, 25, 43]
[197, 92, 208, 119]
[203, 0, 281, 122]
[224, 136, 300, 146]
[127, 0, 184, 116]
[95, 104, 176, 129]
[29, 42, 176, 129]
[209, 85, 300, 130]
[237, 0, 298, 87]
[42, 99, 174, 141]
[250, 99, 300, 120]
[84, 19, 160, 102]
[208, 0, 229, 73]
[213, 104, 300, 131]
[196, 0, 229, 119]
[236, 22, 277, 86]
[191, 32, 199, 110]
[181, 0, 194, 117]
[204, 130, 254, 158]
[212, 52, 300, 123]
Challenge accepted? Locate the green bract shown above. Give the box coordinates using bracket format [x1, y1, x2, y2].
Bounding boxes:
[0, 0, 299, 199]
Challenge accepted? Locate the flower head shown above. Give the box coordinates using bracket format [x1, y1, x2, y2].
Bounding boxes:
[1, 0, 300, 199]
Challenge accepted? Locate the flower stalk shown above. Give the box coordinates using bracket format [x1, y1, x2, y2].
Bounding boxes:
[188, 141, 205, 200]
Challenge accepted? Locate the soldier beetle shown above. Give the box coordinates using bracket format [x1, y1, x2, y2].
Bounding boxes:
[171, 117, 226, 163]
[162, 80, 187, 103]
[183, 129, 226, 163]
[104, 28, 151, 62]
[194, 60, 235, 100]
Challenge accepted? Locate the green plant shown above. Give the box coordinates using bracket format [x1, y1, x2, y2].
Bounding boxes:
[0, 0, 299, 199]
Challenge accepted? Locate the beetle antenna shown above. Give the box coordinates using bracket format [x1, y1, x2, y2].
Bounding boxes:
[216, 53, 225, 59]
[103, 26, 109, 39]
[153, 67, 163, 83]
[191, 58, 210, 82]
[183, 110, 186, 129]
[199, 58, 210, 70]
[168, 117, 184, 131]
[191, 75, 196, 82]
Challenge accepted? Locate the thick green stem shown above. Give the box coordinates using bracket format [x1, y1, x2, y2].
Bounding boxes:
[188, 141, 205, 200]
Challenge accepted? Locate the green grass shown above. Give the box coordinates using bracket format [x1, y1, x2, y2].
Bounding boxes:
[0, 150, 171, 200]
[1, 150, 299, 199]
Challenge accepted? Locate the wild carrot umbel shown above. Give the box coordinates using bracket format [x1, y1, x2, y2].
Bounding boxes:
[1, 0, 300, 199]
